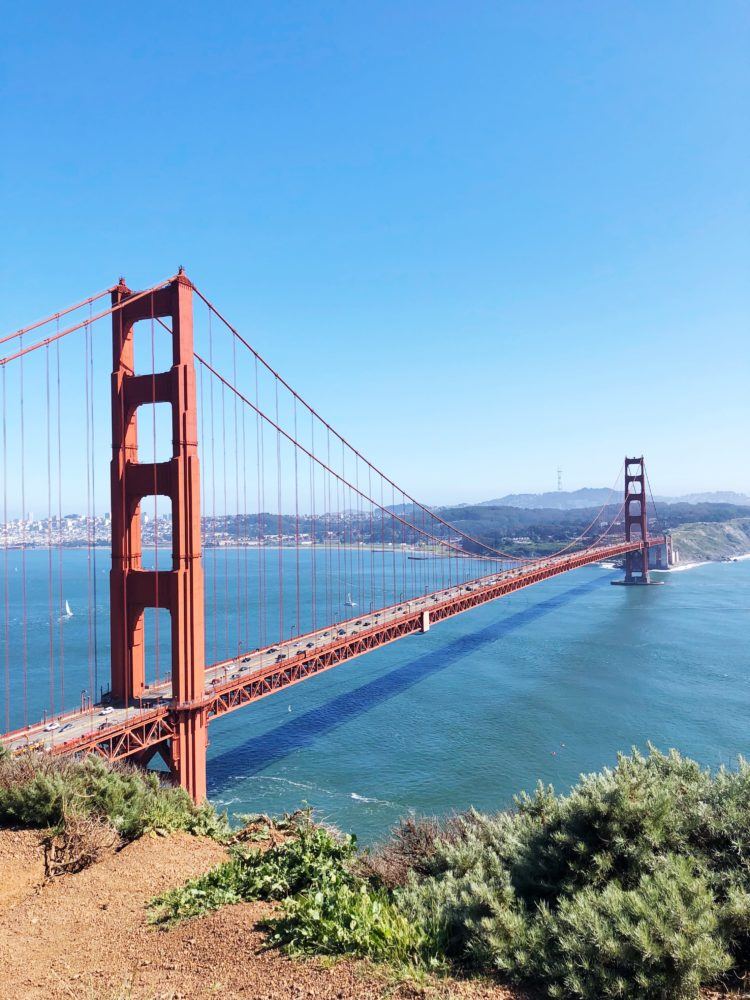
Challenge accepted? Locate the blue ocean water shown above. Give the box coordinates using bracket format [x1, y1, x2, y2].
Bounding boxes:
[206, 558, 750, 841]
[3, 550, 749, 843]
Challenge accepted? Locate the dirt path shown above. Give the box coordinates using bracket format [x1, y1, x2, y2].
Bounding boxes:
[0, 830, 524, 1000]
[0, 830, 46, 910]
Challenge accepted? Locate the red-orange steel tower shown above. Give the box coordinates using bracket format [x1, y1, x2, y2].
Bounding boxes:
[110, 273, 207, 801]
[624, 456, 650, 584]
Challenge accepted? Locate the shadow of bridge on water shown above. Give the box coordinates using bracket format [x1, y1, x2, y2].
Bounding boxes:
[207, 571, 617, 795]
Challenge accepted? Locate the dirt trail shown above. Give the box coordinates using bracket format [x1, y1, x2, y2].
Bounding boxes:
[0, 830, 523, 1000]
[0, 830, 46, 910]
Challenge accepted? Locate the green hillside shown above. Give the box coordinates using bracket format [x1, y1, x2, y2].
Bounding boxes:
[671, 517, 750, 564]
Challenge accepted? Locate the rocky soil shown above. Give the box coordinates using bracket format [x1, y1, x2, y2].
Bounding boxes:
[0, 829, 527, 1000]
[1, 829, 746, 999]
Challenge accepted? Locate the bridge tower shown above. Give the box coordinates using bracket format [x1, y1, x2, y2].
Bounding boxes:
[110, 272, 207, 801]
[623, 456, 650, 584]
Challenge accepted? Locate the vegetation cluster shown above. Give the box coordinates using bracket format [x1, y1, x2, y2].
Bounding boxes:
[445, 502, 750, 557]
[0, 749, 227, 872]
[149, 748, 750, 999]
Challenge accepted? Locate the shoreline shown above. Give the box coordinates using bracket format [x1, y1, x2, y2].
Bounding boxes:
[655, 550, 750, 573]
[6, 545, 750, 568]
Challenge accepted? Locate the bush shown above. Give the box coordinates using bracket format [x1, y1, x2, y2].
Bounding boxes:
[43, 808, 120, 876]
[0, 752, 229, 844]
[149, 748, 750, 998]
[149, 818, 358, 925]
[270, 880, 436, 966]
[395, 748, 750, 998]
[357, 815, 457, 889]
[543, 855, 730, 999]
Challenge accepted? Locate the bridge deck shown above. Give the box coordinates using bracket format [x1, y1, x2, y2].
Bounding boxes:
[1, 539, 663, 762]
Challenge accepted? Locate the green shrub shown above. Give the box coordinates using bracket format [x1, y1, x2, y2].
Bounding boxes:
[269, 880, 436, 966]
[149, 820, 358, 925]
[0, 752, 228, 842]
[394, 748, 750, 998]
[542, 855, 731, 999]
[148, 748, 750, 999]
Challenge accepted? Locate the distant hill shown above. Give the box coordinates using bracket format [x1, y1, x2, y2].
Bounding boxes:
[481, 488, 620, 510]
[480, 488, 750, 510]
[665, 491, 750, 506]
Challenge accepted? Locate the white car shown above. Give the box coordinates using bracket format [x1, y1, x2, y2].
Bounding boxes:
[99, 706, 114, 716]
[44, 721, 60, 732]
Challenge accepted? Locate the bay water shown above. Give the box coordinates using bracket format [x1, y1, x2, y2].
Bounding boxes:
[3, 549, 748, 843]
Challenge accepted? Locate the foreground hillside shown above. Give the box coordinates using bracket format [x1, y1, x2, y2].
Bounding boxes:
[0, 829, 522, 1000]
[2, 751, 750, 999]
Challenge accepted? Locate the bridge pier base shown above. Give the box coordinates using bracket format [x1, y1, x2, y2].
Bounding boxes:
[170, 709, 208, 803]
[128, 721, 206, 800]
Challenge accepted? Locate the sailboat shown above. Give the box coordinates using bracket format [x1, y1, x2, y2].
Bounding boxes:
[344, 593, 357, 608]
[62, 600, 73, 620]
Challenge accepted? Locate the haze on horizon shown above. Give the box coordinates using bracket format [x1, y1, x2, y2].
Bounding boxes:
[1, 2, 748, 510]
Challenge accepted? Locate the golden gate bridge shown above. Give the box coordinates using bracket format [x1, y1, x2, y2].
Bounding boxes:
[0, 273, 668, 801]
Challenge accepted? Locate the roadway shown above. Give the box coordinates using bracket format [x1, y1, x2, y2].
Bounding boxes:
[1, 540, 659, 758]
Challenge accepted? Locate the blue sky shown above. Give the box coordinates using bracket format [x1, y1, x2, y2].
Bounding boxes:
[1, 1, 748, 506]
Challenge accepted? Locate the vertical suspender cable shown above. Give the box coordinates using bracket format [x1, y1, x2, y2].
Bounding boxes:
[208, 310, 218, 664]
[275, 380, 283, 643]
[84, 323, 94, 708]
[368, 469, 374, 614]
[19, 335, 28, 725]
[354, 455, 363, 611]
[325, 427, 332, 626]
[309, 442, 316, 629]
[151, 305, 160, 686]
[1, 365, 8, 731]
[90, 306, 99, 699]
[341, 441, 351, 617]
[380, 476, 386, 604]
[232, 334, 242, 655]
[241, 384, 249, 652]
[309, 414, 317, 633]
[45, 347, 55, 718]
[293, 398, 300, 637]
[56, 339, 64, 712]
[401, 489, 406, 600]
[255, 356, 266, 650]
[391, 484, 397, 602]
[221, 380, 229, 658]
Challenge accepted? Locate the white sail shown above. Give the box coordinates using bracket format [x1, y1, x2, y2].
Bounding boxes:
[344, 592, 357, 607]
[64, 600, 73, 617]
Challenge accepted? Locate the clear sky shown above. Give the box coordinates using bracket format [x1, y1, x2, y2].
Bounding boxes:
[1, 1, 748, 506]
